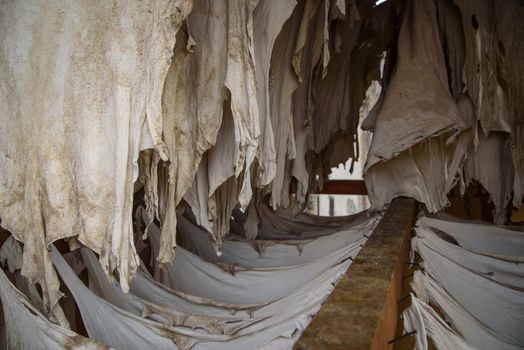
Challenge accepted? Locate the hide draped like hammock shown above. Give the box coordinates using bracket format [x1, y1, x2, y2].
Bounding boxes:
[47, 210, 380, 349]
[147, 212, 379, 304]
[81, 248, 254, 336]
[177, 211, 380, 269]
[402, 215, 524, 350]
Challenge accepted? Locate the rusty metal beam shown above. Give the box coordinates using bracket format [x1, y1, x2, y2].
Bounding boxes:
[295, 198, 417, 350]
[312, 180, 368, 195]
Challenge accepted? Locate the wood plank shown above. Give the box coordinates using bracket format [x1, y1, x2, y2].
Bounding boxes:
[294, 198, 417, 350]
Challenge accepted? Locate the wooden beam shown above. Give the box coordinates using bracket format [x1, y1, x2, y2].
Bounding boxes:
[294, 198, 417, 350]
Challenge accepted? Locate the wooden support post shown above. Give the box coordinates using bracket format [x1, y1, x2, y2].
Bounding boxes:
[294, 198, 417, 350]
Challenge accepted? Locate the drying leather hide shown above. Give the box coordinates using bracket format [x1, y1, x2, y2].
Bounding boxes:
[364, 0, 468, 213]
[406, 215, 524, 349]
[0, 0, 192, 311]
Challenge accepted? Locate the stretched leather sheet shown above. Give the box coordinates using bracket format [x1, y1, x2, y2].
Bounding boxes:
[132, 258, 350, 349]
[252, 205, 374, 238]
[402, 294, 474, 350]
[178, 211, 379, 268]
[408, 215, 524, 349]
[414, 223, 524, 289]
[82, 250, 312, 350]
[120, 212, 380, 348]
[403, 294, 474, 350]
[411, 272, 522, 350]
[150, 225, 359, 304]
[419, 214, 524, 260]
[87, 248, 350, 349]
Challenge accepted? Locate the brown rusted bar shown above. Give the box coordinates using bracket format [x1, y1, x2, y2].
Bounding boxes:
[294, 197, 417, 350]
[314, 180, 368, 195]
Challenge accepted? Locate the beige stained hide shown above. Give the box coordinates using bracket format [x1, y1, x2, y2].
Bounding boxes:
[454, 0, 524, 214]
[181, 0, 297, 251]
[146, 0, 237, 264]
[0, 0, 192, 310]
[364, 0, 468, 212]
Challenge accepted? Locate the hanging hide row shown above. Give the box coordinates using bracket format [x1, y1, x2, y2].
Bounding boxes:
[1, 0, 523, 321]
[364, 0, 524, 224]
[0, 0, 395, 311]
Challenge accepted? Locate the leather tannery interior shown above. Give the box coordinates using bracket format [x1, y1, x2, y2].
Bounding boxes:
[0, 0, 523, 349]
